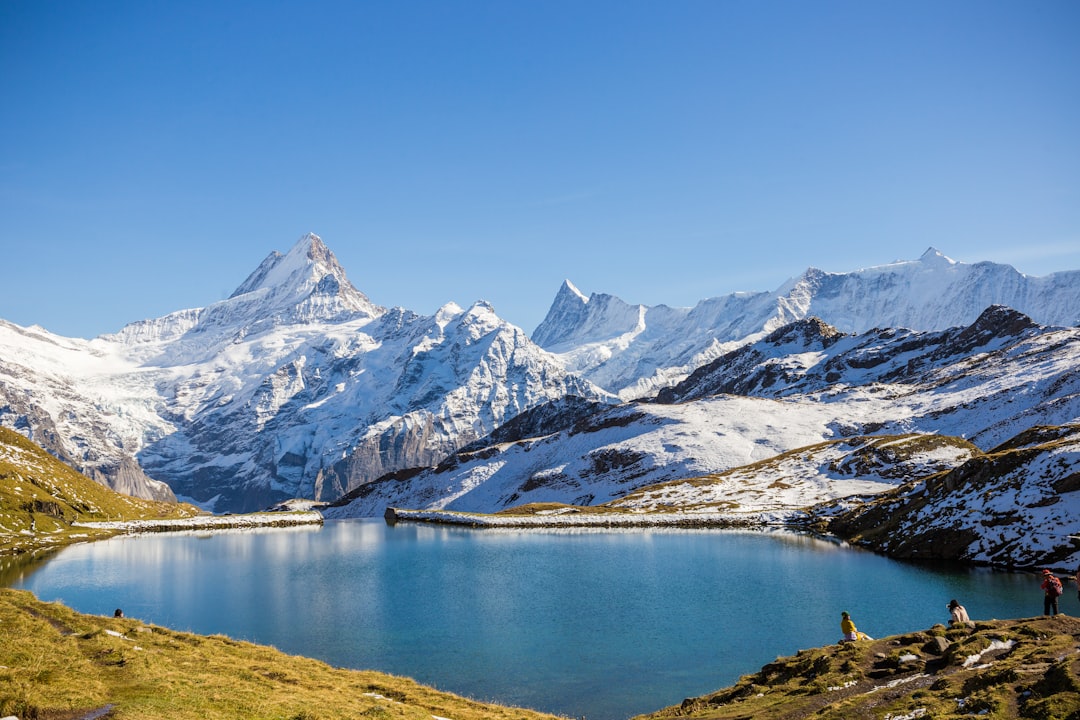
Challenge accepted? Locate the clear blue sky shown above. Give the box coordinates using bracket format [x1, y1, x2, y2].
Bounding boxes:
[2, 1, 1078, 339]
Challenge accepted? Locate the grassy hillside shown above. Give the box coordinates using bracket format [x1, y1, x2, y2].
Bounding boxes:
[0, 427, 200, 555]
[635, 615, 1080, 720]
[0, 588, 560, 720]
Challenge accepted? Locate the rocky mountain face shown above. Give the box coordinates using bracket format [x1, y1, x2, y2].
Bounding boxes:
[535, 248, 1080, 398]
[818, 423, 1080, 568]
[0, 321, 178, 503]
[326, 307, 1080, 522]
[0, 426, 200, 555]
[0, 234, 607, 512]
[2, 240, 1077, 517]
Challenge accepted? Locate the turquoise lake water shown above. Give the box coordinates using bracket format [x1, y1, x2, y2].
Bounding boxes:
[3, 519, 1052, 720]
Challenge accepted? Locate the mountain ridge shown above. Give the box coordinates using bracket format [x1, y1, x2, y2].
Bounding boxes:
[536, 248, 1080, 398]
[0, 234, 610, 512]
[326, 307, 1080, 530]
[1, 237, 1077, 513]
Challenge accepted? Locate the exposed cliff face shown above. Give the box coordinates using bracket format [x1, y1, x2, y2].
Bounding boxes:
[129, 291, 608, 512]
[2, 242, 1077, 514]
[327, 308, 1079, 525]
[818, 424, 1080, 569]
[0, 235, 608, 512]
[0, 427, 197, 555]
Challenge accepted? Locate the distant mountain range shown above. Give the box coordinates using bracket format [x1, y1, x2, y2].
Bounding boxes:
[325, 305, 1080, 519]
[536, 248, 1080, 399]
[1, 235, 1078, 514]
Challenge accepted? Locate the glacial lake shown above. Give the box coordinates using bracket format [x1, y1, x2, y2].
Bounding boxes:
[3, 519, 1046, 720]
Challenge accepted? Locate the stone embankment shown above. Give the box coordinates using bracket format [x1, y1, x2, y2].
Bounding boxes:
[75, 510, 324, 534]
[383, 506, 766, 528]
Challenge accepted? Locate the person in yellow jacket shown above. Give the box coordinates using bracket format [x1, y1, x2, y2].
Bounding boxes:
[840, 611, 872, 642]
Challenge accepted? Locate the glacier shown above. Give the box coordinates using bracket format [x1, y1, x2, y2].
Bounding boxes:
[1, 236, 1078, 515]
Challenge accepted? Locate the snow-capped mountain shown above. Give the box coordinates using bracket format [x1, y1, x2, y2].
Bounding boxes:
[0, 320, 178, 503]
[326, 307, 1080, 518]
[0, 234, 607, 512]
[535, 248, 1080, 398]
[3, 238, 1078, 516]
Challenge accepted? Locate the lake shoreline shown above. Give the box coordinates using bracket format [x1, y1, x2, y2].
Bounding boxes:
[11, 516, 1047, 720]
[383, 506, 776, 528]
[381, 507, 1071, 575]
[74, 510, 325, 534]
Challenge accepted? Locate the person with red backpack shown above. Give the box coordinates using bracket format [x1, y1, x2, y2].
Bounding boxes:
[1041, 569, 1063, 615]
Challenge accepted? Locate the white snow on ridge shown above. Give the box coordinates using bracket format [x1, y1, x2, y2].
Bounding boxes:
[535, 249, 1080, 397]
[323, 395, 867, 519]
[3, 238, 1078, 517]
[2, 235, 610, 511]
[607, 435, 979, 516]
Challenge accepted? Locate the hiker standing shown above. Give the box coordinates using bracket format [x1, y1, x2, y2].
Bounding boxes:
[1041, 569, 1063, 616]
[947, 599, 972, 627]
[1074, 565, 1080, 603]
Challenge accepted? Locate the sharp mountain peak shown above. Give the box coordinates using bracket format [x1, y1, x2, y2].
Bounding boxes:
[222, 232, 381, 324]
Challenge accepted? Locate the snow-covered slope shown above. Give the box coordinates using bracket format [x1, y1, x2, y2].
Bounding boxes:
[655, 305, 1080, 449]
[0, 320, 177, 502]
[326, 307, 1080, 518]
[322, 395, 847, 518]
[3, 239, 1077, 517]
[605, 434, 981, 518]
[535, 248, 1080, 398]
[822, 423, 1080, 569]
[0, 234, 608, 512]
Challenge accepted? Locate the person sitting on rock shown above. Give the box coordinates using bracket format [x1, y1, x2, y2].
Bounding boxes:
[839, 611, 873, 642]
[947, 599, 971, 627]
[840, 611, 859, 642]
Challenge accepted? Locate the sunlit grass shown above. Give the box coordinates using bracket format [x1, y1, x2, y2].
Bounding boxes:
[0, 588, 562, 720]
[0, 426, 201, 555]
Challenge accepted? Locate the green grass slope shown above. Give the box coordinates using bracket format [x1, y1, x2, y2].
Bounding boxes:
[0, 427, 200, 555]
[635, 615, 1080, 720]
[0, 588, 561, 720]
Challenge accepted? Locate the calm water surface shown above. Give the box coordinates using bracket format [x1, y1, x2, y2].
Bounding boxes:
[3, 519, 1046, 720]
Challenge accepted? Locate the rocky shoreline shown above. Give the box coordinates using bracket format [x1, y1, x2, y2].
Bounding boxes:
[382, 506, 778, 528]
[74, 510, 324, 534]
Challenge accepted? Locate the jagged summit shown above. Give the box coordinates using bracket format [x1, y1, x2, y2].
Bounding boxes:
[948, 305, 1039, 354]
[3, 241, 1078, 514]
[533, 249, 1080, 397]
[762, 316, 846, 346]
[532, 281, 646, 354]
[215, 233, 382, 327]
[230, 234, 368, 303]
[917, 246, 957, 266]
[531, 280, 590, 347]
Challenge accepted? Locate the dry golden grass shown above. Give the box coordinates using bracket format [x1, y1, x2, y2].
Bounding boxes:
[0, 588, 563, 720]
[0, 427, 201, 556]
[634, 616, 1080, 720]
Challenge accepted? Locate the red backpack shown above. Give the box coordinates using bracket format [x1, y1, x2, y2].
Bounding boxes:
[1048, 576, 1063, 597]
